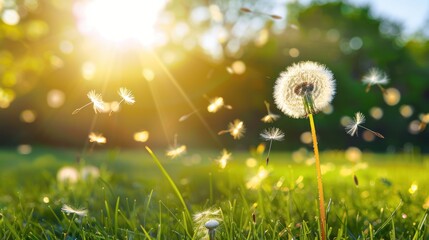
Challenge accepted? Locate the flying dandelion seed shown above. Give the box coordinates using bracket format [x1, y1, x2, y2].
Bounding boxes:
[218, 119, 245, 139]
[239, 7, 282, 20]
[166, 145, 187, 159]
[215, 149, 231, 169]
[72, 90, 105, 114]
[207, 97, 232, 113]
[353, 174, 359, 186]
[260, 127, 285, 165]
[178, 109, 199, 122]
[88, 132, 107, 144]
[345, 112, 384, 138]
[110, 87, 135, 115]
[418, 113, 429, 131]
[261, 101, 280, 123]
[166, 135, 186, 159]
[61, 204, 88, 217]
[362, 68, 389, 93]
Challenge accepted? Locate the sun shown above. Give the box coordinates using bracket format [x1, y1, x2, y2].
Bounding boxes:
[76, 0, 167, 46]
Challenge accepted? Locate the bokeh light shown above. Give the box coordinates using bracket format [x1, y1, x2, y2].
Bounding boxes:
[383, 88, 401, 106]
[20, 110, 36, 123]
[75, 0, 167, 45]
[142, 68, 156, 82]
[231, 61, 246, 75]
[81, 61, 96, 80]
[17, 144, 32, 155]
[47, 89, 65, 108]
[369, 107, 383, 120]
[134, 131, 149, 143]
[345, 147, 361, 162]
[399, 105, 413, 118]
[362, 130, 375, 142]
[2, 9, 20, 26]
[300, 131, 312, 144]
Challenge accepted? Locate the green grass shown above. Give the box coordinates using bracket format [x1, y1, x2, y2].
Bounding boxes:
[0, 146, 428, 239]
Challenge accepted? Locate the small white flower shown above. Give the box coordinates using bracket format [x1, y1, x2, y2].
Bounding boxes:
[274, 61, 336, 118]
[61, 204, 88, 217]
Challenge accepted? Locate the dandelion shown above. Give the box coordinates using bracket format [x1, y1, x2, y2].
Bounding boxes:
[218, 119, 245, 139]
[273, 61, 336, 240]
[274, 61, 335, 118]
[260, 127, 285, 165]
[88, 132, 107, 144]
[61, 204, 88, 217]
[362, 68, 389, 93]
[72, 90, 105, 114]
[57, 166, 79, 184]
[207, 97, 232, 113]
[345, 112, 384, 138]
[261, 101, 280, 123]
[215, 149, 231, 169]
[110, 87, 135, 115]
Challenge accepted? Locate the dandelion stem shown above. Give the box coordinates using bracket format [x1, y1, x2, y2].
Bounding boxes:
[266, 140, 273, 165]
[72, 102, 92, 115]
[358, 125, 384, 138]
[308, 113, 326, 240]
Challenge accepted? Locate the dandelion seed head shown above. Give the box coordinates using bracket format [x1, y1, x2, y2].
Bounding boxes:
[166, 145, 187, 159]
[345, 112, 365, 136]
[118, 87, 135, 104]
[274, 61, 336, 118]
[80, 165, 100, 180]
[260, 127, 285, 141]
[61, 204, 88, 217]
[88, 132, 106, 144]
[362, 68, 389, 85]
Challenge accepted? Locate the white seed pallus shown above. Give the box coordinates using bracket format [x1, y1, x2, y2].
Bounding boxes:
[72, 90, 105, 115]
[345, 112, 384, 138]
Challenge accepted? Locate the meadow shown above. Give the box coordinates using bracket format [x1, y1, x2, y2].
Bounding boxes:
[0, 146, 428, 239]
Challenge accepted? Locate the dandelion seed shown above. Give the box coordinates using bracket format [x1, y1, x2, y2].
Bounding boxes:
[260, 127, 285, 165]
[72, 90, 105, 114]
[261, 101, 280, 123]
[166, 134, 186, 159]
[274, 61, 335, 118]
[179, 109, 199, 122]
[61, 204, 88, 217]
[218, 119, 245, 139]
[109, 87, 135, 115]
[353, 174, 359, 186]
[88, 132, 107, 144]
[362, 68, 389, 93]
[207, 97, 232, 113]
[345, 112, 384, 138]
[239, 7, 282, 20]
[215, 149, 231, 169]
[118, 87, 135, 105]
[166, 145, 187, 159]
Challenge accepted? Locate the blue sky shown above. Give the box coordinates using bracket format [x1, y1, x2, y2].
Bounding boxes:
[300, 0, 429, 35]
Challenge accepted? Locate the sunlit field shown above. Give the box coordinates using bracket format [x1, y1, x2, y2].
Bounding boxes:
[1, 0, 429, 239]
[0, 147, 428, 239]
